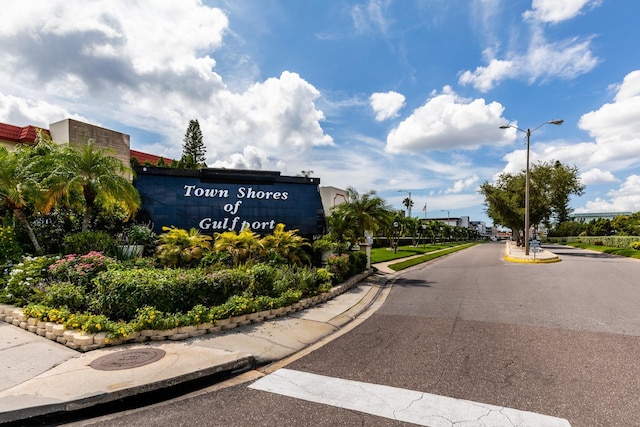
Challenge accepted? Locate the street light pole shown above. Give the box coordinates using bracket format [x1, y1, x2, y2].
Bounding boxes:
[500, 119, 563, 255]
[398, 190, 412, 218]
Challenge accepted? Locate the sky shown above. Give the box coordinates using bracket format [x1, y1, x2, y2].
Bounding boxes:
[1, 0, 639, 227]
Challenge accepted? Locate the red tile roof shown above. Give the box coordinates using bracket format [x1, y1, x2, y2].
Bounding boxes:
[130, 149, 173, 165]
[0, 122, 50, 143]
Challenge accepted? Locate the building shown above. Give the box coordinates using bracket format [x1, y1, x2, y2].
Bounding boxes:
[319, 186, 348, 216]
[0, 123, 50, 149]
[1, 118, 172, 180]
[569, 212, 632, 223]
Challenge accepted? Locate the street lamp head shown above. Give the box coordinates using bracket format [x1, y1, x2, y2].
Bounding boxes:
[499, 125, 511, 129]
[548, 119, 564, 125]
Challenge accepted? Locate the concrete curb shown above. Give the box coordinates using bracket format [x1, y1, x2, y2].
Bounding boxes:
[503, 242, 561, 264]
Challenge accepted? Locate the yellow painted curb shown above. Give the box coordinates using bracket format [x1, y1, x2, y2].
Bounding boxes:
[503, 255, 561, 264]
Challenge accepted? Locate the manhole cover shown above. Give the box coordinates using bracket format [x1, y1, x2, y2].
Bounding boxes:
[90, 348, 166, 371]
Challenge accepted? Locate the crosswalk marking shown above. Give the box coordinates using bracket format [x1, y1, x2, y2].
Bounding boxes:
[249, 369, 571, 427]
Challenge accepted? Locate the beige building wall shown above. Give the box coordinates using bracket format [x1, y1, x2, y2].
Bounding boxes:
[49, 119, 131, 169]
[319, 186, 348, 216]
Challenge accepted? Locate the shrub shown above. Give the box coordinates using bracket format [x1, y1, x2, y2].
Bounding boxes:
[156, 226, 212, 267]
[248, 263, 276, 297]
[348, 251, 368, 276]
[48, 251, 114, 289]
[326, 253, 350, 284]
[630, 242, 640, 250]
[40, 281, 88, 312]
[0, 256, 56, 306]
[0, 224, 24, 264]
[91, 266, 251, 321]
[63, 231, 115, 255]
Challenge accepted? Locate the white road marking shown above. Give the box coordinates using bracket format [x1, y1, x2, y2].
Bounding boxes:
[249, 368, 571, 427]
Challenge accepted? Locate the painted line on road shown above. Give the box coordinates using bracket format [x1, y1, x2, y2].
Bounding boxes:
[249, 368, 571, 427]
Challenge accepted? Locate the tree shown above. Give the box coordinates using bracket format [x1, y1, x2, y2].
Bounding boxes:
[480, 160, 584, 245]
[44, 142, 141, 232]
[0, 145, 46, 253]
[611, 212, 640, 236]
[181, 119, 206, 169]
[328, 186, 394, 247]
[402, 197, 414, 213]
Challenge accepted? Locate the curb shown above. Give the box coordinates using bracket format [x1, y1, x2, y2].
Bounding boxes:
[503, 255, 561, 264]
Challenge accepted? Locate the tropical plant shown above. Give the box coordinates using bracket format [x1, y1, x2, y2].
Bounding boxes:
[156, 226, 212, 267]
[328, 186, 394, 248]
[43, 141, 141, 232]
[121, 224, 156, 246]
[260, 223, 311, 265]
[213, 227, 263, 267]
[0, 144, 48, 253]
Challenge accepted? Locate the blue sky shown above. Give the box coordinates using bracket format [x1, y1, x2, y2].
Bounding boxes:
[1, 0, 639, 226]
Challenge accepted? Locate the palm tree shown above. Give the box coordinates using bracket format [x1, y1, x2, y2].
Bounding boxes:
[330, 186, 393, 247]
[44, 142, 141, 232]
[402, 197, 414, 214]
[0, 146, 45, 253]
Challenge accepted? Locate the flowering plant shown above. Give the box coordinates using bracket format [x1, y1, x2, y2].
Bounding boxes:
[49, 251, 113, 288]
[2, 256, 56, 305]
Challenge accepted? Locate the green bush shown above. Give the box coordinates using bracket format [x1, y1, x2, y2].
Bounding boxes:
[0, 223, 24, 264]
[63, 231, 115, 255]
[91, 267, 252, 321]
[326, 254, 350, 284]
[48, 251, 114, 289]
[40, 281, 88, 312]
[248, 263, 276, 297]
[0, 255, 56, 305]
[348, 251, 368, 276]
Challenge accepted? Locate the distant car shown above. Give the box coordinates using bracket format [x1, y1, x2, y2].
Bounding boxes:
[490, 236, 498, 241]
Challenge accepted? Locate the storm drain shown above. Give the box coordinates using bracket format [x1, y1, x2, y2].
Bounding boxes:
[90, 348, 166, 371]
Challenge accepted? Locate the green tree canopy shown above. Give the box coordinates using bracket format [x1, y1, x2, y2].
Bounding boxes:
[480, 160, 584, 244]
[0, 143, 50, 253]
[181, 119, 206, 169]
[327, 186, 394, 247]
[44, 142, 141, 232]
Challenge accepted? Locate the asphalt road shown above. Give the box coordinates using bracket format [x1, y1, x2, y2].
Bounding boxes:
[67, 243, 640, 427]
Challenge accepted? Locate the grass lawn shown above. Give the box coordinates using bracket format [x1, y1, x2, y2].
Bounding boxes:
[370, 243, 459, 263]
[564, 242, 640, 260]
[370, 242, 481, 271]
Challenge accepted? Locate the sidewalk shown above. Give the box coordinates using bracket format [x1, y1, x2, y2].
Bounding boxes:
[0, 270, 390, 424]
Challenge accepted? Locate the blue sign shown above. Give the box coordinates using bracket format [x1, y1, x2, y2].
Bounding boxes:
[133, 167, 326, 236]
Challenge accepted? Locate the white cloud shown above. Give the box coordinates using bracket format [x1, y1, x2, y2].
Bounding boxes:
[498, 70, 640, 213]
[351, 0, 391, 35]
[0, 1, 334, 177]
[459, 1, 599, 92]
[446, 176, 479, 194]
[459, 33, 598, 92]
[0, 93, 86, 128]
[523, 0, 603, 24]
[370, 91, 406, 121]
[577, 175, 640, 213]
[580, 168, 617, 185]
[385, 86, 511, 153]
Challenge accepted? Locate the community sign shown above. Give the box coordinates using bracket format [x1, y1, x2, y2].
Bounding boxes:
[133, 167, 326, 237]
